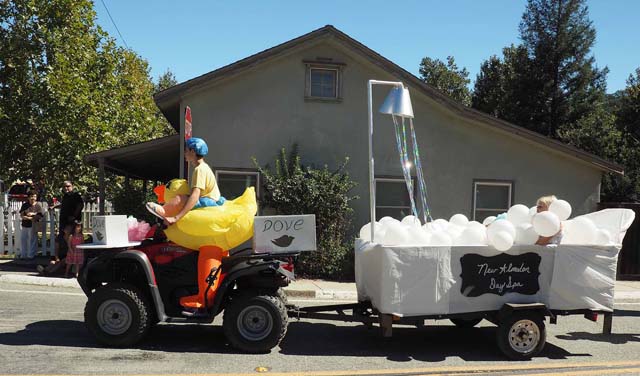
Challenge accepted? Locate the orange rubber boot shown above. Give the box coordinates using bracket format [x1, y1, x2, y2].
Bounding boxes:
[180, 246, 228, 309]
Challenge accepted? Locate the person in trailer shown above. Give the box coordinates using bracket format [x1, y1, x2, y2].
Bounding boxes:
[535, 195, 564, 245]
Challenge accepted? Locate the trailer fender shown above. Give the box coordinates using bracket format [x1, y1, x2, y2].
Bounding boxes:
[498, 303, 554, 322]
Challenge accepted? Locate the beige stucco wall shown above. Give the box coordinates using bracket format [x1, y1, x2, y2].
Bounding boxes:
[178, 37, 602, 232]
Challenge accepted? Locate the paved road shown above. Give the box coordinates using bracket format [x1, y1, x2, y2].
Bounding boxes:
[1, 281, 640, 375]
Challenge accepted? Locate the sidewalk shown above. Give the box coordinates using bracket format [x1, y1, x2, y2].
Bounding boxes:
[1, 258, 640, 302]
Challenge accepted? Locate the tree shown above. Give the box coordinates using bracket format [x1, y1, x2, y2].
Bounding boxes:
[472, 0, 607, 138]
[419, 56, 471, 106]
[520, 0, 608, 137]
[0, 0, 173, 199]
[154, 69, 178, 94]
[616, 68, 640, 142]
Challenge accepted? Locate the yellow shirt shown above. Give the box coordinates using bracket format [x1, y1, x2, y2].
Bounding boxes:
[191, 162, 221, 201]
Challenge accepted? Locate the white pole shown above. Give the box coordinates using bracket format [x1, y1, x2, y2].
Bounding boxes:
[367, 79, 404, 242]
[367, 80, 375, 242]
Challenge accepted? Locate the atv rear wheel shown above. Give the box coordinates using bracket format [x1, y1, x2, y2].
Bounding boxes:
[85, 283, 152, 347]
[223, 292, 287, 353]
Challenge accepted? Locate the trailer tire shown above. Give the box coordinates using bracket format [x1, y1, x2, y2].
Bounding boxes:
[223, 292, 288, 353]
[496, 311, 546, 360]
[450, 317, 483, 328]
[85, 283, 152, 347]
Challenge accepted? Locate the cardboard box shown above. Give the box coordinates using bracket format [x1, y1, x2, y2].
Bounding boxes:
[254, 215, 316, 253]
[91, 215, 129, 246]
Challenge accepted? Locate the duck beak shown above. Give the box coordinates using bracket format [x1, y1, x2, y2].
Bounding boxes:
[153, 185, 166, 204]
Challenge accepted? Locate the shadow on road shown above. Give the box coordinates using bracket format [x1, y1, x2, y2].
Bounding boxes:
[0, 320, 236, 354]
[556, 332, 640, 344]
[614, 309, 640, 318]
[0, 319, 617, 361]
[279, 322, 588, 361]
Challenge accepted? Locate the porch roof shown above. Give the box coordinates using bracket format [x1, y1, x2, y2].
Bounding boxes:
[84, 135, 180, 181]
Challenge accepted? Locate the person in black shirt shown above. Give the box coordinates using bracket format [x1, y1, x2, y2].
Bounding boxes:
[19, 191, 43, 260]
[51, 181, 84, 262]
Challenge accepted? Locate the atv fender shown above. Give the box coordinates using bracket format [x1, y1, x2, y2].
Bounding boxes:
[210, 259, 291, 315]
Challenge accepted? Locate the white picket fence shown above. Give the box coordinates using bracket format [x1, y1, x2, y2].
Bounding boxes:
[0, 201, 113, 256]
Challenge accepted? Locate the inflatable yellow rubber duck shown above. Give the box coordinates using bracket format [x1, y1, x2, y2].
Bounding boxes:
[156, 179, 257, 251]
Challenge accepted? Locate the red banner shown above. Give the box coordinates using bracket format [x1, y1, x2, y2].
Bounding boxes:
[184, 106, 192, 140]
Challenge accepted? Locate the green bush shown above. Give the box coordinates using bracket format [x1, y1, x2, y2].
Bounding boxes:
[254, 145, 358, 280]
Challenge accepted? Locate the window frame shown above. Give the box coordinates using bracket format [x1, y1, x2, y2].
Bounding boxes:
[471, 179, 514, 221]
[304, 60, 344, 102]
[375, 176, 416, 220]
[215, 169, 260, 200]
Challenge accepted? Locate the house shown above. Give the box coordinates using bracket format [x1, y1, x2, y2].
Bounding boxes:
[86, 25, 622, 229]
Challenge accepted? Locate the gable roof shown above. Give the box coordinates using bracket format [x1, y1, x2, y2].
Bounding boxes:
[154, 25, 623, 175]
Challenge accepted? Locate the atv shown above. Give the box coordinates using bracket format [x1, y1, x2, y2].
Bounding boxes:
[77, 234, 297, 353]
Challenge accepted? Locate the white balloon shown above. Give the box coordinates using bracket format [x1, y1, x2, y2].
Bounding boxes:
[532, 211, 561, 237]
[430, 231, 453, 246]
[529, 206, 537, 217]
[594, 228, 613, 245]
[447, 223, 464, 238]
[379, 216, 399, 225]
[482, 216, 497, 226]
[515, 223, 538, 245]
[401, 215, 421, 228]
[431, 218, 449, 232]
[549, 199, 572, 221]
[382, 221, 409, 245]
[457, 226, 488, 245]
[359, 222, 383, 240]
[449, 213, 469, 227]
[507, 204, 531, 225]
[466, 221, 486, 232]
[562, 216, 597, 244]
[407, 228, 431, 245]
[490, 230, 514, 251]
[487, 219, 516, 243]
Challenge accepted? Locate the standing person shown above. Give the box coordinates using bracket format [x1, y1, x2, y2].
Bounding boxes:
[18, 191, 44, 261]
[51, 181, 84, 264]
[65, 220, 84, 278]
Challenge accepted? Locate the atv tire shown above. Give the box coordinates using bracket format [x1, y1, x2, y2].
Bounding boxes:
[223, 291, 288, 353]
[85, 283, 152, 347]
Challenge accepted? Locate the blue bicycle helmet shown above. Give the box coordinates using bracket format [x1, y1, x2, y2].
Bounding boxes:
[185, 137, 208, 156]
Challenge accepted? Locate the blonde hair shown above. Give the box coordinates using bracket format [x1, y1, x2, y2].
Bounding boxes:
[537, 195, 557, 207]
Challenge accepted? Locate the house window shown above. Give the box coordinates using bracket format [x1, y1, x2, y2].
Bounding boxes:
[473, 180, 513, 222]
[310, 68, 337, 98]
[304, 60, 344, 102]
[375, 178, 414, 220]
[216, 170, 259, 200]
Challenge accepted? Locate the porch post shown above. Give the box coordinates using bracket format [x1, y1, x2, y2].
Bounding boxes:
[98, 157, 105, 215]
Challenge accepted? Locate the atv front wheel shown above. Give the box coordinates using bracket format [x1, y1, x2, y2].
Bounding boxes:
[84, 284, 152, 347]
[223, 292, 288, 353]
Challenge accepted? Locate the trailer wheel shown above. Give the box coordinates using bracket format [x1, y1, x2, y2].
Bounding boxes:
[223, 292, 288, 353]
[450, 317, 483, 328]
[84, 283, 152, 347]
[496, 311, 546, 360]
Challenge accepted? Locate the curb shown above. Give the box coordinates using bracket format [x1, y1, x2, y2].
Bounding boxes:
[0, 274, 80, 289]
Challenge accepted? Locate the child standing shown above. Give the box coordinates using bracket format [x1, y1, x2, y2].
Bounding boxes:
[65, 220, 84, 278]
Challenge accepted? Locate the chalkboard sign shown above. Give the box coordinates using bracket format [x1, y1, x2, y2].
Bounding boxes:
[460, 252, 541, 297]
